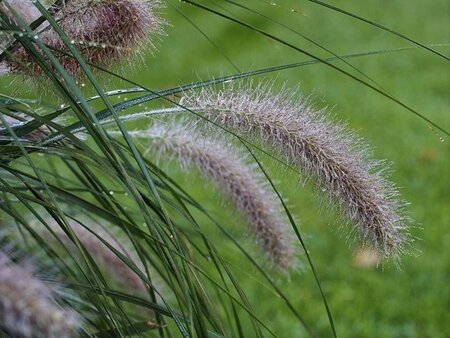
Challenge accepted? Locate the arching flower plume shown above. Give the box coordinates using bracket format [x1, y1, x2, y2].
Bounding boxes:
[1, 0, 165, 76]
[0, 0, 40, 24]
[35, 218, 164, 322]
[50, 220, 151, 297]
[181, 82, 410, 260]
[145, 122, 295, 269]
[0, 251, 80, 338]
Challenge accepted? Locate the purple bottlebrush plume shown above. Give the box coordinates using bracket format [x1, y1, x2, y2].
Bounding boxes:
[144, 122, 295, 269]
[181, 81, 410, 261]
[0, 251, 80, 338]
[0, 0, 41, 24]
[2, 0, 165, 76]
[0, 0, 40, 24]
[49, 220, 151, 297]
[35, 218, 163, 321]
[0, 0, 40, 75]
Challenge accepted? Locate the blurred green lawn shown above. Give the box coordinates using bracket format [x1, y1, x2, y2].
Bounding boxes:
[1, 0, 448, 337]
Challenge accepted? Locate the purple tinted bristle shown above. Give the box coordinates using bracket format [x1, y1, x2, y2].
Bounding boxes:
[3, 0, 165, 76]
[0, 251, 80, 338]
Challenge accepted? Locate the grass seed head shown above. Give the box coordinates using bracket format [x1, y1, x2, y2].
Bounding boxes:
[146, 122, 295, 269]
[50, 221, 150, 296]
[0, 0, 40, 24]
[181, 81, 411, 261]
[0, 251, 80, 338]
[3, 0, 165, 76]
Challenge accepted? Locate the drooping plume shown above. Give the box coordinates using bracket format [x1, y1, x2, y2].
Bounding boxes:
[37, 219, 161, 321]
[0, 0, 40, 24]
[0, 251, 80, 338]
[2, 0, 165, 76]
[181, 82, 410, 260]
[50, 221, 150, 296]
[145, 123, 295, 269]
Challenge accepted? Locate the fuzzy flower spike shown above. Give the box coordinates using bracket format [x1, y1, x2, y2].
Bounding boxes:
[0, 0, 40, 24]
[145, 122, 295, 269]
[2, 0, 165, 76]
[181, 82, 410, 260]
[52, 221, 150, 296]
[0, 251, 80, 338]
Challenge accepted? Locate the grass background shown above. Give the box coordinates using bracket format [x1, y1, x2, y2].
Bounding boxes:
[1, 0, 448, 337]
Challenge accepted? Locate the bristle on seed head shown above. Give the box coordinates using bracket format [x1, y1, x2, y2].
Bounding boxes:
[0, 251, 80, 338]
[3, 0, 166, 76]
[145, 122, 295, 269]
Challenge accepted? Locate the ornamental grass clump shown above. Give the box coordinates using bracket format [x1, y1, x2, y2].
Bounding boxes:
[1, 0, 165, 76]
[0, 251, 80, 338]
[181, 82, 410, 260]
[144, 123, 295, 269]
